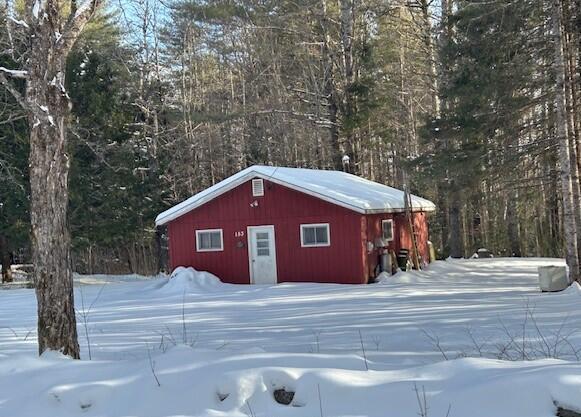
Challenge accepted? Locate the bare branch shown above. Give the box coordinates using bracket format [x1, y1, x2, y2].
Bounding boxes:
[8, 16, 29, 28]
[0, 71, 27, 110]
[57, 0, 102, 54]
[0, 67, 27, 79]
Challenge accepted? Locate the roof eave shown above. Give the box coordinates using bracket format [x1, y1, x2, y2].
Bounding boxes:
[155, 167, 436, 226]
[363, 207, 436, 214]
[155, 172, 254, 226]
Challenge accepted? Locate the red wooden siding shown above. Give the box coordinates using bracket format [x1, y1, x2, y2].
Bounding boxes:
[399, 212, 430, 263]
[167, 179, 368, 284]
[364, 212, 431, 276]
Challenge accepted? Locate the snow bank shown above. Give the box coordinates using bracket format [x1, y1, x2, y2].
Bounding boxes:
[73, 272, 159, 285]
[374, 271, 391, 283]
[374, 267, 431, 285]
[158, 266, 224, 294]
[377, 271, 427, 285]
[1, 347, 580, 417]
[558, 281, 581, 297]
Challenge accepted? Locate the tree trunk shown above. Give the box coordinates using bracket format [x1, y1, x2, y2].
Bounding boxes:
[155, 228, 162, 274]
[448, 185, 464, 258]
[27, 26, 80, 358]
[419, 0, 440, 115]
[338, 0, 356, 166]
[437, 188, 449, 256]
[569, 126, 581, 262]
[435, 0, 451, 257]
[506, 192, 521, 257]
[562, 0, 581, 261]
[551, 0, 581, 282]
[0, 0, 99, 358]
[0, 234, 13, 283]
[321, 0, 342, 169]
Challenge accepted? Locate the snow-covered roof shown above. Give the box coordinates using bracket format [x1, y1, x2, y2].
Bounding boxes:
[155, 166, 436, 226]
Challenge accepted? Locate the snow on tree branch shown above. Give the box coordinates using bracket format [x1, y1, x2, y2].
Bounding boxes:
[0, 72, 28, 110]
[31, 0, 46, 20]
[8, 16, 29, 28]
[0, 67, 28, 79]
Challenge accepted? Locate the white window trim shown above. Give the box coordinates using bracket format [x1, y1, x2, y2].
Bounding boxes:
[381, 219, 394, 242]
[300, 223, 331, 248]
[252, 178, 264, 197]
[195, 228, 224, 252]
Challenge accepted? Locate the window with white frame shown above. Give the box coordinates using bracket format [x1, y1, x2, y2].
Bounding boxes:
[381, 219, 394, 242]
[300, 223, 330, 247]
[196, 229, 224, 252]
[252, 179, 264, 197]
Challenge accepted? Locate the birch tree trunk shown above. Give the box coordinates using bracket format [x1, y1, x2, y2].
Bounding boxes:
[551, 0, 580, 282]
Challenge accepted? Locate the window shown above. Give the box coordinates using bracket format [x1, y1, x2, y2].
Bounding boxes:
[255, 232, 270, 256]
[381, 219, 394, 242]
[301, 223, 330, 247]
[196, 229, 223, 252]
[252, 179, 264, 197]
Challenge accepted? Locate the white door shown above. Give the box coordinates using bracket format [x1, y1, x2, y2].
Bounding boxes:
[248, 225, 278, 284]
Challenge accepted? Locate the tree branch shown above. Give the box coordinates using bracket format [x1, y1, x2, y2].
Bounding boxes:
[57, 0, 102, 54]
[0, 67, 28, 79]
[0, 72, 28, 110]
[8, 16, 29, 28]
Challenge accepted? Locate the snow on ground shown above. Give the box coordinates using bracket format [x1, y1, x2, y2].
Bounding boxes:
[72, 272, 163, 286]
[2, 347, 581, 417]
[1, 258, 580, 416]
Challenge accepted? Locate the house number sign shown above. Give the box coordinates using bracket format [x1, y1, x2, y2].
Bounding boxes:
[234, 231, 245, 238]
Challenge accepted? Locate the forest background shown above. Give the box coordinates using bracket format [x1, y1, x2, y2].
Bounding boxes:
[1, 0, 580, 278]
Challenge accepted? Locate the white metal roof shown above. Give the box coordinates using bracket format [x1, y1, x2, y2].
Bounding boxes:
[155, 165, 436, 226]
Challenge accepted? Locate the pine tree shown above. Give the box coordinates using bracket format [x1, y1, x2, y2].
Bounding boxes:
[0, 7, 29, 283]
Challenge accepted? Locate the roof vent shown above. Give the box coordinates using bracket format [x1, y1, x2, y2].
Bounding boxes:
[252, 179, 264, 197]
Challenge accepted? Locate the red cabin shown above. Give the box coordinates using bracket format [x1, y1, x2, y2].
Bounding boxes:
[155, 166, 436, 284]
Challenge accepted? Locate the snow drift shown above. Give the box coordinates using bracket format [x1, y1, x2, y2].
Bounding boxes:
[562, 281, 581, 296]
[1, 346, 581, 417]
[158, 266, 225, 294]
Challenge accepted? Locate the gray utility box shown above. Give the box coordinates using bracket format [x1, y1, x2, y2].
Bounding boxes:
[538, 266, 570, 292]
